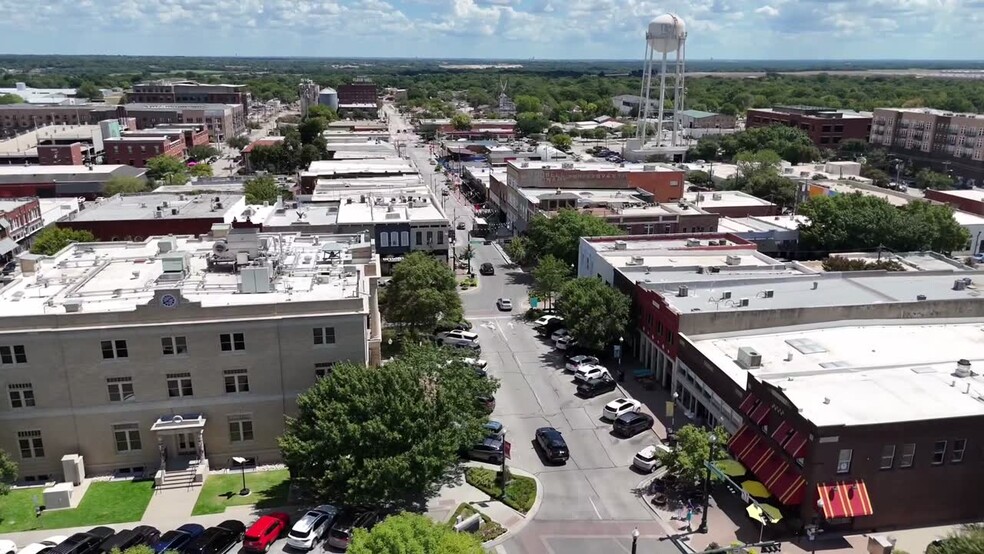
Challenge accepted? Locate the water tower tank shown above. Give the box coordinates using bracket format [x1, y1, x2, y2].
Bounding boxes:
[318, 87, 339, 110]
[647, 13, 686, 53]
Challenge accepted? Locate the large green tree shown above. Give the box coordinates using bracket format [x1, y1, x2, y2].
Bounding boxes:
[0, 94, 24, 104]
[0, 448, 17, 495]
[927, 524, 984, 554]
[244, 175, 288, 204]
[450, 113, 472, 131]
[30, 227, 96, 255]
[914, 168, 955, 190]
[299, 117, 327, 144]
[189, 163, 214, 178]
[307, 105, 339, 122]
[658, 424, 729, 486]
[187, 145, 220, 162]
[524, 209, 623, 266]
[549, 133, 573, 151]
[556, 277, 630, 351]
[531, 255, 570, 310]
[348, 512, 483, 554]
[226, 135, 250, 150]
[515, 112, 550, 136]
[145, 155, 188, 185]
[382, 252, 463, 336]
[279, 346, 497, 508]
[103, 175, 148, 196]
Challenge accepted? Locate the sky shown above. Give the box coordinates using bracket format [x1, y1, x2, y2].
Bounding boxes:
[0, 0, 981, 60]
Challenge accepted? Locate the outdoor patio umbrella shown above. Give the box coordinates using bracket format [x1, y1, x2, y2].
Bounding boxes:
[746, 503, 783, 525]
[741, 480, 771, 499]
[712, 459, 746, 477]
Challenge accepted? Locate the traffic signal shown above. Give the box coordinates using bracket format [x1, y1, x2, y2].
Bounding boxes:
[760, 541, 782, 553]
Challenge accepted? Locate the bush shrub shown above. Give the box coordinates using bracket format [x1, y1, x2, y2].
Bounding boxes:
[465, 467, 537, 513]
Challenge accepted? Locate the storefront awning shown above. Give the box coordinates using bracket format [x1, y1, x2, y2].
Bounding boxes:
[738, 394, 758, 416]
[772, 465, 807, 505]
[727, 424, 756, 458]
[750, 402, 771, 425]
[0, 237, 18, 255]
[817, 481, 873, 519]
[771, 420, 809, 459]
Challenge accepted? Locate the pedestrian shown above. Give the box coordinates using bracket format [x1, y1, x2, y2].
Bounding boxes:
[685, 508, 693, 531]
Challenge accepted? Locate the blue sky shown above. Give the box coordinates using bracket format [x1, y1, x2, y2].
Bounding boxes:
[0, 0, 980, 60]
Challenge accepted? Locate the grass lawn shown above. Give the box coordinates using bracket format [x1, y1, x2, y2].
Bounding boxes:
[464, 467, 537, 513]
[447, 503, 505, 542]
[0, 480, 154, 533]
[192, 469, 291, 516]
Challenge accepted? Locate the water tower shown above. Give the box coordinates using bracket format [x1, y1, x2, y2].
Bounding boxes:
[624, 14, 688, 161]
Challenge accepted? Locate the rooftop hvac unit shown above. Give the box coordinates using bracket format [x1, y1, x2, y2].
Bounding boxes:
[153, 210, 163, 219]
[686, 238, 701, 247]
[725, 255, 742, 266]
[763, 289, 775, 298]
[721, 291, 732, 300]
[677, 285, 689, 297]
[712, 192, 722, 200]
[628, 256, 644, 265]
[520, 162, 529, 168]
[161, 201, 169, 208]
[561, 162, 574, 169]
[954, 279, 967, 291]
[239, 265, 273, 294]
[157, 237, 177, 254]
[643, 164, 655, 171]
[63, 301, 82, 313]
[171, 208, 179, 215]
[955, 359, 972, 378]
[736, 346, 762, 369]
[614, 240, 628, 250]
[738, 298, 750, 307]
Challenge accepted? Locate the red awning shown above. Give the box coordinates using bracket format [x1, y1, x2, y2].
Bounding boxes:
[756, 452, 787, 488]
[750, 402, 771, 425]
[774, 466, 807, 505]
[727, 424, 755, 457]
[786, 432, 809, 458]
[739, 395, 758, 416]
[771, 420, 809, 459]
[817, 481, 874, 519]
[742, 437, 773, 473]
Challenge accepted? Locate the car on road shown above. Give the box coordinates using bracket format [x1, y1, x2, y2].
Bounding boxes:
[535, 427, 570, 463]
[484, 420, 505, 437]
[550, 328, 570, 342]
[435, 330, 481, 350]
[565, 354, 600, 372]
[286, 505, 338, 551]
[574, 364, 609, 383]
[327, 510, 381, 551]
[185, 521, 245, 554]
[457, 222, 466, 230]
[18, 537, 68, 554]
[613, 412, 655, 438]
[479, 262, 495, 275]
[576, 374, 618, 398]
[555, 336, 577, 350]
[465, 436, 504, 464]
[153, 524, 204, 554]
[51, 528, 115, 554]
[496, 298, 513, 311]
[602, 398, 642, 421]
[0, 540, 16, 554]
[633, 444, 672, 473]
[243, 513, 290, 552]
[99, 526, 160, 554]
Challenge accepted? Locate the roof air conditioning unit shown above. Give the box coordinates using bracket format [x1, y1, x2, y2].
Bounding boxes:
[162, 201, 169, 207]
[726, 255, 742, 266]
[561, 162, 574, 169]
[721, 291, 732, 299]
[954, 279, 967, 291]
[629, 256, 644, 265]
[643, 164, 655, 171]
[736, 346, 761, 369]
[614, 240, 628, 250]
[955, 359, 972, 378]
[763, 289, 775, 298]
[686, 238, 701, 247]
[171, 208, 179, 215]
[739, 298, 750, 307]
[712, 192, 722, 200]
[154, 210, 163, 219]
[677, 285, 689, 297]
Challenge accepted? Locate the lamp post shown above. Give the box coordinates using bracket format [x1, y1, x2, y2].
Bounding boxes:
[670, 391, 679, 430]
[631, 527, 640, 554]
[697, 434, 717, 533]
[232, 456, 250, 496]
[615, 336, 624, 381]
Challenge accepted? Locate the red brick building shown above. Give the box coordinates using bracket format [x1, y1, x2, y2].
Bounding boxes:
[746, 106, 872, 149]
[923, 188, 984, 216]
[37, 142, 85, 166]
[0, 197, 42, 260]
[104, 134, 186, 168]
[337, 83, 378, 105]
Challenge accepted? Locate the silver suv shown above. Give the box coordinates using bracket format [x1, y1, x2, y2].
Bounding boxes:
[436, 330, 481, 350]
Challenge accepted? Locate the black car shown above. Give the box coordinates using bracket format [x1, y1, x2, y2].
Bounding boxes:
[99, 526, 160, 554]
[51, 528, 116, 554]
[535, 318, 566, 337]
[479, 263, 495, 275]
[185, 521, 245, 554]
[576, 374, 617, 398]
[535, 427, 569, 463]
[465, 436, 504, 464]
[153, 524, 205, 554]
[326, 510, 381, 551]
[613, 412, 655, 438]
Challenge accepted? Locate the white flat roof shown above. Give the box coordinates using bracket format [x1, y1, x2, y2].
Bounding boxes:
[953, 210, 984, 225]
[0, 199, 34, 212]
[518, 186, 648, 205]
[38, 198, 81, 226]
[509, 160, 680, 173]
[684, 190, 774, 208]
[0, 164, 133, 176]
[936, 189, 984, 202]
[1, 232, 373, 317]
[718, 215, 809, 233]
[304, 159, 416, 175]
[690, 321, 984, 426]
[71, 193, 243, 222]
[584, 235, 751, 257]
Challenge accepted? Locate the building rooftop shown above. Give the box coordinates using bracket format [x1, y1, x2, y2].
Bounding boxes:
[933, 188, 984, 202]
[303, 158, 416, 177]
[679, 110, 719, 119]
[836, 251, 973, 272]
[518, 186, 649, 207]
[154, 181, 247, 194]
[118, 103, 240, 112]
[718, 215, 809, 234]
[508, 160, 680, 173]
[0, 164, 145, 180]
[880, 107, 984, 120]
[754, 106, 873, 119]
[0, 125, 104, 155]
[38, 198, 82, 226]
[71, 193, 244, 222]
[0, 231, 374, 317]
[683, 190, 775, 209]
[689, 321, 984, 426]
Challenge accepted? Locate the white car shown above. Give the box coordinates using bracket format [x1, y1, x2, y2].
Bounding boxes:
[602, 398, 642, 421]
[555, 336, 577, 350]
[550, 328, 570, 342]
[633, 444, 672, 473]
[533, 314, 562, 327]
[287, 504, 338, 550]
[436, 330, 481, 350]
[574, 364, 610, 382]
[496, 298, 513, 311]
[463, 357, 488, 370]
[0, 540, 16, 554]
[565, 355, 600, 372]
[16, 536, 66, 554]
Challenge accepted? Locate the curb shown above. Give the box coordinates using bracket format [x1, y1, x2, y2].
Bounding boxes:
[637, 472, 683, 538]
[460, 464, 543, 549]
[492, 242, 513, 265]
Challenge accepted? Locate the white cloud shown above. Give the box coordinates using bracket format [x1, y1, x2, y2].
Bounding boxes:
[754, 4, 779, 16]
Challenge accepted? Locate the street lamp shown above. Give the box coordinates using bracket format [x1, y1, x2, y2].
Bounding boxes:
[631, 527, 640, 554]
[232, 456, 250, 496]
[670, 392, 679, 430]
[615, 336, 625, 381]
[697, 434, 717, 534]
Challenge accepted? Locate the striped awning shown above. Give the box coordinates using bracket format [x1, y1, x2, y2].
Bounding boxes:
[771, 420, 809, 459]
[817, 481, 873, 519]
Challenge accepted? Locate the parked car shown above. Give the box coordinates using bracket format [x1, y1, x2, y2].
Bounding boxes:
[51, 528, 115, 554]
[536, 317, 566, 336]
[496, 298, 513, 311]
[99, 526, 160, 554]
[435, 330, 481, 350]
[484, 420, 505, 437]
[479, 262, 495, 275]
[0, 540, 16, 554]
[555, 336, 577, 351]
[576, 374, 618, 397]
[532, 314, 561, 328]
[286, 505, 338, 551]
[602, 398, 642, 421]
[565, 354, 600, 372]
[574, 364, 610, 383]
[633, 444, 672, 473]
[18, 537, 68, 554]
[153, 524, 204, 554]
[185, 521, 244, 554]
[535, 427, 570, 463]
[457, 221, 466, 230]
[613, 412, 655, 438]
[326, 510, 381, 551]
[465, 436, 504, 464]
[243, 513, 290, 552]
[550, 328, 570, 342]
[476, 394, 496, 413]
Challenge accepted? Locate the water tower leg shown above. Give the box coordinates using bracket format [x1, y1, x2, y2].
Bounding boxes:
[639, 46, 656, 142]
[656, 51, 668, 147]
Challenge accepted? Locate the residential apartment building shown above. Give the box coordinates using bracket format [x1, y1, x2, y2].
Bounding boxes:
[90, 104, 245, 142]
[337, 82, 378, 108]
[128, 81, 250, 115]
[0, 104, 100, 136]
[746, 106, 872, 148]
[924, 188, 984, 216]
[0, 229, 381, 481]
[869, 107, 984, 186]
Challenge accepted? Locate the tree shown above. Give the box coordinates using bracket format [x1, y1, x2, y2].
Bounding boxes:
[348, 512, 483, 554]
[862, 166, 890, 187]
[687, 170, 712, 187]
[76, 81, 102, 100]
[514, 95, 542, 114]
[189, 163, 214, 178]
[504, 236, 531, 266]
[914, 168, 955, 190]
[145, 155, 188, 185]
[298, 117, 327, 144]
[735, 150, 782, 182]
[515, 112, 550, 136]
[524, 210, 623, 266]
[591, 127, 609, 140]
[187, 145, 220, 162]
[382, 252, 463, 336]
[244, 175, 287, 204]
[821, 256, 904, 272]
[226, 135, 250, 151]
[30, 227, 96, 256]
[450, 113, 472, 131]
[307, 105, 339, 122]
[837, 138, 869, 160]
[0, 448, 17, 495]
[549, 133, 573, 151]
[531, 255, 570, 310]
[926, 524, 984, 554]
[103, 175, 148, 196]
[115, 546, 155, 554]
[556, 277, 630, 351]
[0, 94, 24, 104]
[657, 425, 729, 486]
[279, 345, 497, 508]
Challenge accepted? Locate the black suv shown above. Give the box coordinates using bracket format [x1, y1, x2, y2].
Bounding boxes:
[99, 526, 160, 554]
[327, 510, 381, 551]
[479, 263, 495, 275]
[576, 374, 617, 398]
[185, 520, 245, 554]
[613, 412, 655, 438]
[51, 527, 116, 554]
[535, 427, 569, 463]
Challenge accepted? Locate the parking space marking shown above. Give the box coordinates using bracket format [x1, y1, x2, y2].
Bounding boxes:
[588, 497, 603, 520]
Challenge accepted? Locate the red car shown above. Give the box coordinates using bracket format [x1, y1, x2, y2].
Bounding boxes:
[243, 513, 290, 552]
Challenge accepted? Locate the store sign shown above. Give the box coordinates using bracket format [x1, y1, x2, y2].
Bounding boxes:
[543, 170, 622, 183]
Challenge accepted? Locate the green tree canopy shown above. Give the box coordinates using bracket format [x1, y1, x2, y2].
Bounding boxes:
[0, 448, 17, 495]
[187, 145, 220, 162]
[244, 174, 288, 204]
[514, 95, 542, 114]
[525, 209, 624, 266]
[687, 170, 712, 187]
[531, 255, 570, 310]
[307, 104, 339, 121]
[450, 113, 472, 131]
[0, 94, 24, 104]
[658, 425, 729, 486]
[382, 252, 463, 336]
[348, 512, 483, 554]
[145, 155, 188, 185]
[914, 168, 955, 190]
[926, 524, 984, 554]
[549, 133, 573, 151]
[694, 125, 820, 164]
[189, 163, 214, 178]
[76, 81, 102, 100]
[515, 112, 550, 136]
[729, 150, 797, 208]
[30, 227, 96, 255]
[279, 345, 497, 508]
[103, 175, 148, 196]
[226, 135, 250, 150]
[299, 117, 327, 144]
[556, 277, 630, 351]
